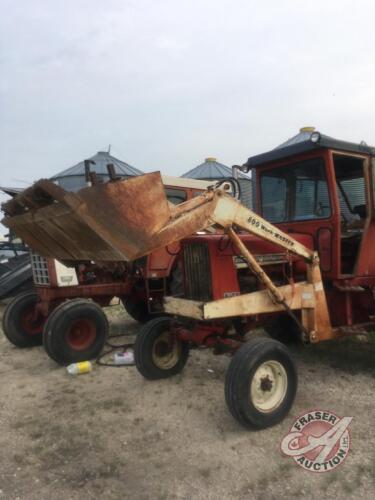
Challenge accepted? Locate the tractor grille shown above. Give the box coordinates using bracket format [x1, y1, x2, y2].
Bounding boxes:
[183, 242, 212, 301]
[30, 252, 50, 285]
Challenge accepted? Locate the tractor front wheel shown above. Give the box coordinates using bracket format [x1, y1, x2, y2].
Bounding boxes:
[2, 290, 45, 347]
[225, 338, 297, 429]
[43, 299, 108, 365]
[134, 317, 189, 379]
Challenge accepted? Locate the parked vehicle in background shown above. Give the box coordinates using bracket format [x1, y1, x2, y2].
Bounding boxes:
[0, 240, 32, 300]
[1, 175, 218, 365]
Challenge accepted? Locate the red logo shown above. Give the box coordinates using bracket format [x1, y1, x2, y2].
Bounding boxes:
[281, 410, 352, 472]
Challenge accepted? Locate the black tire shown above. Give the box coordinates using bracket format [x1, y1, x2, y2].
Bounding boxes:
[121, 295, 152, 323]
[42, 299, 108, 365]
[225, 338, 297, 429]
[2, 290, 44, 347]
[42, 304, 62, 363]
[134, 317, 189, 380]
[263, 314, 301, 344]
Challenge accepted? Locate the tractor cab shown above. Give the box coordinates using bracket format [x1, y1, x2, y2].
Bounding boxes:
[245, 130, 375, 283]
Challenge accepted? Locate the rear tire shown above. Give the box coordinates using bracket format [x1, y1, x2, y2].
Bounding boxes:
[43, 299, 108, 365]
[134, 317, 189, 380]
[2, 290, 44, 347]
[225, 338, 297, 429]
[263, 314, 301, 344]
[121, 295, 152, 323]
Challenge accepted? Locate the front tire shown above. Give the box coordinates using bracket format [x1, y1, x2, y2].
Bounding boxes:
[134, 317, 189, 380]
[43, 299, 108, 365]
[2, 290, 45, 347]
[225, 338, 297, 429]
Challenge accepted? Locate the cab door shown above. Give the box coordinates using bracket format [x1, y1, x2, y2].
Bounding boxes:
[257, 151, 338, 278]
[336, 153, 375, 278]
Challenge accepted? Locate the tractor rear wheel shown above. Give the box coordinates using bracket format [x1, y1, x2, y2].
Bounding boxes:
[121, 295, 152, 323]
[264, 314, 301, 344]
[43, 299, 108, 365]
[225, 338, 297, 429]
[2, 290, 45, 347]
[134, 317, 189, 379]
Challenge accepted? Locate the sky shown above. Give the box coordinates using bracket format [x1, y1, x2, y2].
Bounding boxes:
[1, 0, 375, 204]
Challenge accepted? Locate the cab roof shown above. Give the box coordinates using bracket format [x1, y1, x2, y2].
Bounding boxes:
[245, 132, 375, 169]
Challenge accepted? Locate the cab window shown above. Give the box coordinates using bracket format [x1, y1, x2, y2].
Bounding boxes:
[334, 155, 366, 222]
[164, 187, 187, 205]
[260, 158, 331, 223]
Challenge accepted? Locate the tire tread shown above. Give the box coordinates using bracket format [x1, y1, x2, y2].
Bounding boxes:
[2, 290, 43, 347]
[225, 338, 297, 429]
[134, 317, 189, 380]
[42, 299, 108, 365]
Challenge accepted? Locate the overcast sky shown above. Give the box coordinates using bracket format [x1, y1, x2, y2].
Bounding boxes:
[1, 0, 375, 195]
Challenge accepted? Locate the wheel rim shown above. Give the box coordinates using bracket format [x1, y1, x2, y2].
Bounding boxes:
[250, 360, 287, 413]
[66, 319, 97, 351]
[20, 305, 44, 335]
[151, 330, 181, 370]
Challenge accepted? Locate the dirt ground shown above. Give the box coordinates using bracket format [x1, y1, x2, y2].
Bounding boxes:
[0, 303, 374, 500]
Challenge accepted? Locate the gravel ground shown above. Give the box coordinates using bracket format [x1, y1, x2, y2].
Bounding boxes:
[0, 303, 374, 500]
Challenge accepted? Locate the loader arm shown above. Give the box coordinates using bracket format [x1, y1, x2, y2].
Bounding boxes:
[2, 172, 332, 342]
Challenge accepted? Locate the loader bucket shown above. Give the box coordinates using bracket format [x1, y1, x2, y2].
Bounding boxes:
[2, 172, 174, 262]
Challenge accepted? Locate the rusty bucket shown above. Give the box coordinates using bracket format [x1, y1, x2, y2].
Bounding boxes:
[2, 172, 174, 261]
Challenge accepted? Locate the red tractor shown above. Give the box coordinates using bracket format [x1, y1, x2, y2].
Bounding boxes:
[134, 131, 375, 428]
[1, 176, 212, 364]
